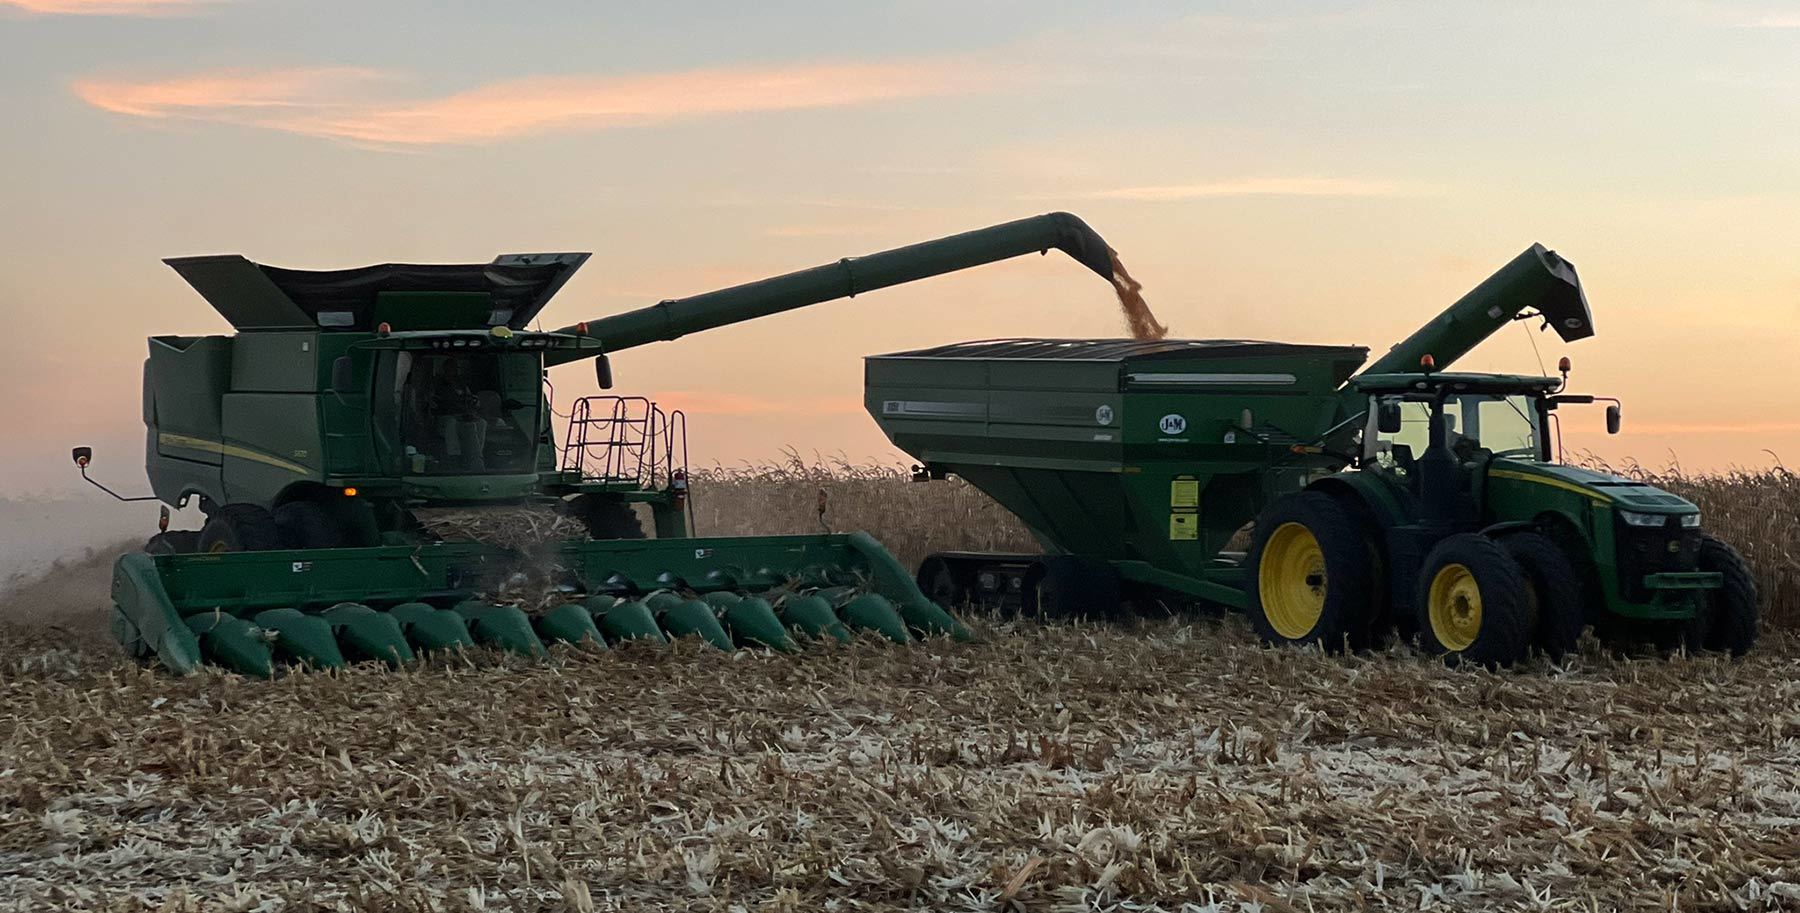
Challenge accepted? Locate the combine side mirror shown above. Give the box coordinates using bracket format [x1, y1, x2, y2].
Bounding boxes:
[1606, 403, 1621, 435]
[331, 356, 355, 394]
[595, 354, 614, 390]
[71, 446, 92, 467]
[1376, 401, 1403, 434]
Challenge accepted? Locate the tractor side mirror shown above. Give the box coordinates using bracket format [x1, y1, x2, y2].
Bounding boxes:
[71, 446, 92, 467]
[595, 354, 614, 390]
[331, 356, 355, 394]
[1605, 403, 1621, 434]
[1376, 401, 1403, 434]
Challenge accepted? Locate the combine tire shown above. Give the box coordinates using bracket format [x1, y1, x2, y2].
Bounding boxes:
[1685, 535, 1758, 656]
[571, 495, 646, 540]
[275, 501, 345, 549]
[1502, 532, 1586, 660]
[1245, 492, 1376, 651]
[1416, 534, 1530, 667]
[144, 530, 201, 555]
[197, 504, 282, 553]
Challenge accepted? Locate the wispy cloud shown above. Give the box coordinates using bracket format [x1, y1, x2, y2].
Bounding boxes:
[2, 0, 217, 15]
[73, 58, 998, 147]
[1062, 177, 1413, 202]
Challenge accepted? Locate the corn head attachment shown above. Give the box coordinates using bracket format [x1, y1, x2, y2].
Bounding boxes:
[113, 532, 967, 677]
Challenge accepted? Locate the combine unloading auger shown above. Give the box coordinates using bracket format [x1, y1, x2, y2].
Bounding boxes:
[83, 213, 1121, 676]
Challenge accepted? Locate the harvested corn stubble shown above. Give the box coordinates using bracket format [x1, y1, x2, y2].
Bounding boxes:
[2, 611, 1797, 912]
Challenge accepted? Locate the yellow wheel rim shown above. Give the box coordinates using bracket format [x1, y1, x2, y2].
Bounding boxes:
[207, 540, 230, 555]
[1259, 522, 1327, 639]
[1428, 562, 1483, 652]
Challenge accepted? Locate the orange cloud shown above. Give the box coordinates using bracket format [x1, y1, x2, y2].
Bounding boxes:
[1072, 177, 1410, 201]
[73, 59, 993, 146]
[651, 390, 864, 417]
[2, 0, 214, 14]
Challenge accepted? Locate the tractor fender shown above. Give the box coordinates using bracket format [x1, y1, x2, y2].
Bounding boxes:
[1305, 472, 1409, 531]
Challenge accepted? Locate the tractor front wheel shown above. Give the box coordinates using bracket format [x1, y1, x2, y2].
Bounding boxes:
[1685, 535, 1758, 656]
[1416, 534, 1531, 667]
[198, 504, 283, 554]
[1246, 492, 1376, 651]
[1502, 532, 1586, 660]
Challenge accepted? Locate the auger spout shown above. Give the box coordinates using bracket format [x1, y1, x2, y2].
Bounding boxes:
[1358, 242, 1593, 378]
[545, 212, 1114, 364]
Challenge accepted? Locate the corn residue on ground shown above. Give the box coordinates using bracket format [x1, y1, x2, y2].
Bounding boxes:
[2, 615, 1798, 912]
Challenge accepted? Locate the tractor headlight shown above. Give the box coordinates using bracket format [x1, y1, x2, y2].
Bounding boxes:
[1618, 509, 1667, 528]
[1679, 513, 1702, 528]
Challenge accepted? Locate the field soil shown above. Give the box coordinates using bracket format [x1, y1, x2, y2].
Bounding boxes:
[2, 586, 1798, 910]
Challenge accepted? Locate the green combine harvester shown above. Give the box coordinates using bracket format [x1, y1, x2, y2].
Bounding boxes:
[869, 245, 1759, 663]
[74, 213, 1127, 676]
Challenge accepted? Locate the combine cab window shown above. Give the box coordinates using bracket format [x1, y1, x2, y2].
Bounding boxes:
[378, 352, 541, 475]
[1368, 393, 1542, 472]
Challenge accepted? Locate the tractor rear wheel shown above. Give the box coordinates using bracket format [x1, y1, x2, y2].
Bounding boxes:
[1416, 534, 1531, 667]
[1502, 532, 1586, 660]
[1685, 535, 1758, 656]
[1246, 492, 1376, 651]
[570, 495, 646, 540]
[198, 504, 283, 553]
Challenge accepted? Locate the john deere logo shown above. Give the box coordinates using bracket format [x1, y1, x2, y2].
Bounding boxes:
[1159, 414, 1188, 435]
[1094, 405, 1114, 426]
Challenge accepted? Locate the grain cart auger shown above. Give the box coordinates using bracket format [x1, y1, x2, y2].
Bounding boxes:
[73, 213, 1122, 676]
[872, 244, 1760, 663]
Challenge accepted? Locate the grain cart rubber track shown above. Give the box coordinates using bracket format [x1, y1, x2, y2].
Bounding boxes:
[74, 212, 1128, 675]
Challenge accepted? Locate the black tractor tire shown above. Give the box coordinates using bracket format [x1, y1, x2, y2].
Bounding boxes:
[1415, 533, 1531, 667]
[275, 501, 346, 549]
[1245, 491, 1377, 652]
[197, 504, 283, 554]
[570, 495, 646, 540]
[144, 530, 201, 555]
[1021, 556, 1121, 620]
[1501, 531, 1587, 660]
[1685, 535, 1759, 656]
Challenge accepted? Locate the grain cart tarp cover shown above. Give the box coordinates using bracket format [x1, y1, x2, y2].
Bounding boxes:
[91, 212, 1134, 676]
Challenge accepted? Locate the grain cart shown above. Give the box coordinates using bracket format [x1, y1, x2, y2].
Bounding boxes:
[870, 245, 1758, 663]
[73, 213, 1124, 676]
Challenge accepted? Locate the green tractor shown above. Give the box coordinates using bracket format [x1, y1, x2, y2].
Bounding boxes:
[868, 245, 1759, 662]
[73, 213, 1126, 676]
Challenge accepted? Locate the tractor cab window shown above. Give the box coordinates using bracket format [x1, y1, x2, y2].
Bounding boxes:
[1365, 393, 1542, 473]
[380, 352, 540, 475]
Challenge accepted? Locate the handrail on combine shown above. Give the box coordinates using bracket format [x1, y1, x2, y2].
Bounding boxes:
[561, 396, 688, 492]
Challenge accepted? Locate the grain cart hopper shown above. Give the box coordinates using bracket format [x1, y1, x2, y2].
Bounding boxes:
[870, 245, 1758, 663]
[73, 213, 1127, 676]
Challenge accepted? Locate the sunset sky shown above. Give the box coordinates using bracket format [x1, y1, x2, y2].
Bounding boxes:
[4, 0, 1797, 495]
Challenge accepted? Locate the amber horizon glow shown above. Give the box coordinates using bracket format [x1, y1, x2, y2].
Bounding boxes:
[4, 1, 1798, 494]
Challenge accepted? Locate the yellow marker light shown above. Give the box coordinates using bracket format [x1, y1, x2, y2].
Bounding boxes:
[342, 487, 359, 497]
[490, 325, 514, 339]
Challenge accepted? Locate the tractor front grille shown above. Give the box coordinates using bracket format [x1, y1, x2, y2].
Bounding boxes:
[1616, 518, 1701, 602]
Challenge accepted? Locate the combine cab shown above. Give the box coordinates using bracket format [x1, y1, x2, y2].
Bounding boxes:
[77, 213, 1126, 675]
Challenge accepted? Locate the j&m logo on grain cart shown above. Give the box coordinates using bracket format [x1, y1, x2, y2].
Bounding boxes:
[1158, 414, 1188, 436]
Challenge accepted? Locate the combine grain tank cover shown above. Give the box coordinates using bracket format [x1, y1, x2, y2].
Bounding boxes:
[163, 252, 589, 332]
